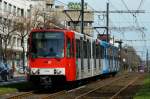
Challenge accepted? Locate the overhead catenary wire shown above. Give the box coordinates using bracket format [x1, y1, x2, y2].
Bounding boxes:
[120, 0, 146, 38]
[119, 0, 148, 57]
[137, 0, 145, 11]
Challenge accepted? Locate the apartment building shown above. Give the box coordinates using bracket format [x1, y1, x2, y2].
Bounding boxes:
[0, 0, 30, 66]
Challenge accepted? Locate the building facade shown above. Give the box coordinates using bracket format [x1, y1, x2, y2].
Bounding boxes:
[30, 0, 94, 36]
[0, 0, 94, 70]
[0, 0, 30, 67]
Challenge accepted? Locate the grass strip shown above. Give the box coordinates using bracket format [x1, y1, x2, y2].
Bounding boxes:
[0, 82, 31, 95]
[134, 74, 150, 99]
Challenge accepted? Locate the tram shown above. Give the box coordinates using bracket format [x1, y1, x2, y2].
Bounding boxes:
[27, 29, 120, 84]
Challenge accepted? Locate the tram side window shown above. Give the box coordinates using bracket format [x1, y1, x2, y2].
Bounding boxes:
[101, 46, 104, 59]
[83, 41, 88, 58]
[67, 37, 71, 58]
[76, 39, 80, 58]
[71, 38, 75, 57]
[87, 41, 91, 58]
[80, 37, 84, 70]
[87, 40, 91, 69]
[108, 48, 111, 61]
[92, 41, 96, 58]
[96, 45, 100, 58]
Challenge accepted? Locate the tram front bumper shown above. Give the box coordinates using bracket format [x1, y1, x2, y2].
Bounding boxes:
[30, 68, 65, 75]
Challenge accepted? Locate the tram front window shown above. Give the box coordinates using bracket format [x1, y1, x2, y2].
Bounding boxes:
[31, 32, 64, 58]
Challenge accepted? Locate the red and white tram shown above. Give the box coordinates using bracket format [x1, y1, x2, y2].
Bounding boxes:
[27, 29, 120, 85]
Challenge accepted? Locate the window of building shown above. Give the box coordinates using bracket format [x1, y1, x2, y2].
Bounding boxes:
[46, 4, 53, 11]
[87, 22, 92, 26]
[8, 4, 12, 13]
[67, 21, 71, 26]
[27, 9, 31, 17]
[17, 38, 21, 47]
[21, 9, 24, 16]
[8, 36, 12, 46]
[0, 17, 2, 24]
[55, 6, 59, 8]
[84, 23, 87, 26]
[13, 37, 16, 47]
[13, 6, 16, 15]
[17, 8, 21, 16]
[3, 18, 7, 25]
[8, 19, 12, 26]
[0, 0, 2, 10]
[4, 2, 7, 12]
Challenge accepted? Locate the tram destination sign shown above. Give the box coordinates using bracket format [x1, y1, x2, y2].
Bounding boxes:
[32, 32, 64, 39]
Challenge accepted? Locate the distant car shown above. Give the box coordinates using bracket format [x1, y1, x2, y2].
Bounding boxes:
[0, 62, 14, 81]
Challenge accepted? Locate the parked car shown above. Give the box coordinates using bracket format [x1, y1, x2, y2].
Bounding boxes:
[0, 62, 14, 81]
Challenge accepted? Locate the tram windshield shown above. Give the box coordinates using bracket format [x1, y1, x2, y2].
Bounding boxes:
[30, 32, 64, 58]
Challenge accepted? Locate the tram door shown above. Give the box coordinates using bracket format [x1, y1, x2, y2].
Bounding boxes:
[66, 33, 76, 81]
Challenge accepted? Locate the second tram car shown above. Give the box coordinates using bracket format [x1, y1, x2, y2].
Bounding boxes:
[27, 29, 120, 84]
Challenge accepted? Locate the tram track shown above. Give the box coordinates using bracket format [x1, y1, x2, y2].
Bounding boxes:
[73, 73, 144, 99]
[7, 91, 34, 99]
[110, 76, 140, 99]
[38, 73, 130, 99]
[43, 72, 144, 99]
[6, 88, 67, 99]
[5, 73, 122, 99]
[5, 72, 145, 99]
[74, 75, 128, 99]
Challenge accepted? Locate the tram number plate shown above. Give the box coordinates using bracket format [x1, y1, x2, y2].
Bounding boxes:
[40, 69, 54, 75]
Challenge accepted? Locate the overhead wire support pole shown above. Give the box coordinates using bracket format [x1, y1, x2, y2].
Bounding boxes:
[146, 49, 149, 72]
[106, 2, 109, 42]
[81, 0, 85, 37]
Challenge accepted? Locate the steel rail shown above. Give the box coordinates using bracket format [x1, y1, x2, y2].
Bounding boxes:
[7, 91, 33, 99]
[42, 90, 66, 99]
[110, 76, 140, 99]
[75, 74, 128, 99]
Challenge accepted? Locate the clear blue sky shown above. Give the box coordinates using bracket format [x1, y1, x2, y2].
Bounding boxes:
[55, 0, 150, 60]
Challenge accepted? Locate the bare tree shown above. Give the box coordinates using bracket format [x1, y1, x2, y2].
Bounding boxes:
[122, 46, 141, 71]
[30, 7, 65, 29]
[14, 17, 31, 72]
[0, 13, 18, 63]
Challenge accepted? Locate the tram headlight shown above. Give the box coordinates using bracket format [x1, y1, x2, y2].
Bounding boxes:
[31, 68, 39, 75]
[54, 68, 65, 75]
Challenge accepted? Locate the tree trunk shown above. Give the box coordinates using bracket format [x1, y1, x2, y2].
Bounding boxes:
[21, 38, 25, 73]
[22, 46, 25, 73]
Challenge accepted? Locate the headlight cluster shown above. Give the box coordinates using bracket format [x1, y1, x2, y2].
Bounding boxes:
[30, 68, 65, 75]
[31, 68, 40, 75]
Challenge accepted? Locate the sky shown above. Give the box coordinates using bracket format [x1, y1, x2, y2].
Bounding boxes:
[55, 0, 150, 60]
